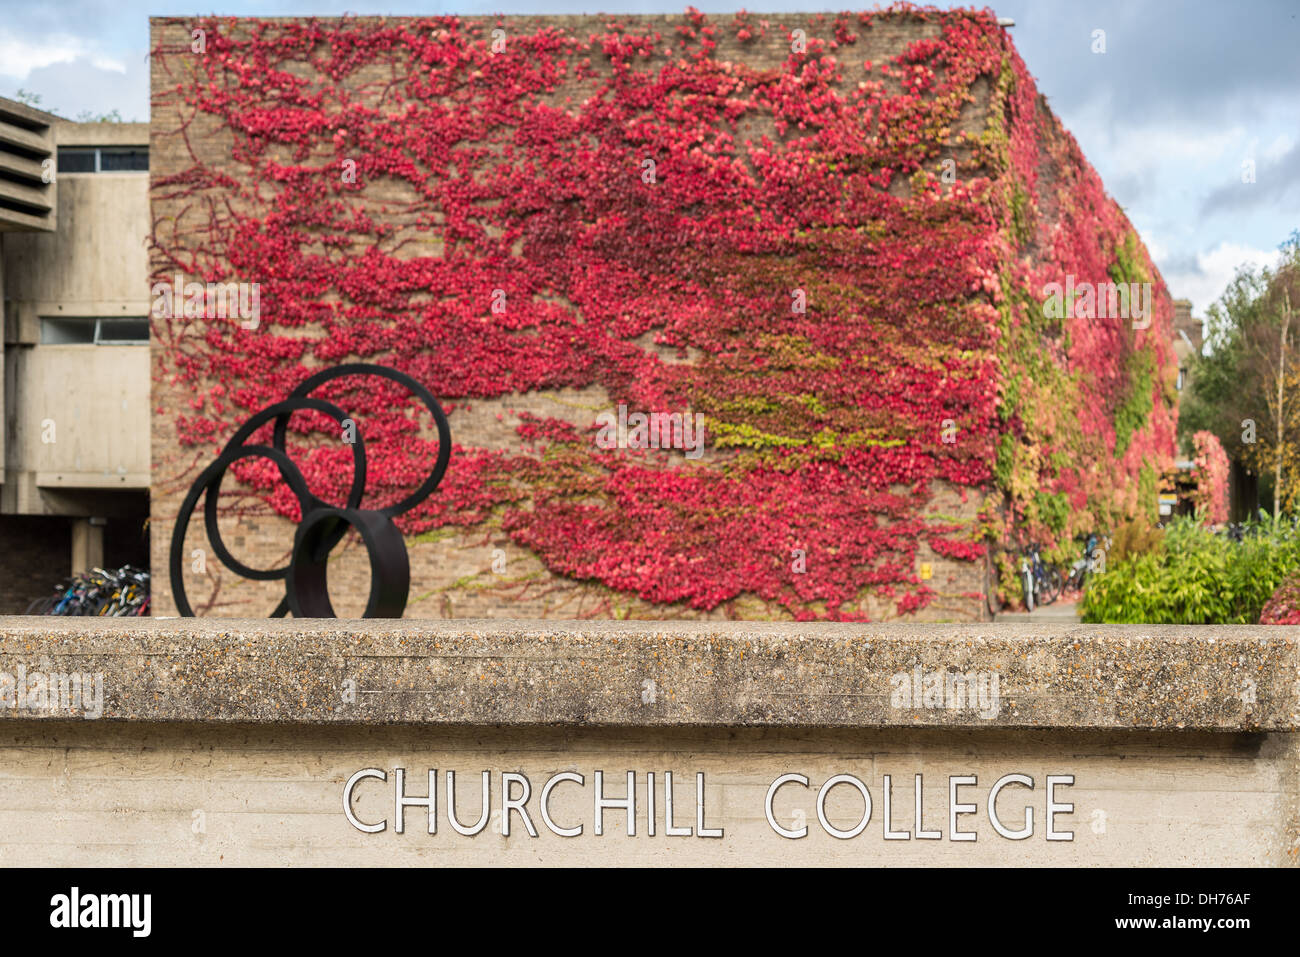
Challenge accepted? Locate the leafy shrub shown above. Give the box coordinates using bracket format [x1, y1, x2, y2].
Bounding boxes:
[1108, 517, 1165, 563]
[1259, 571, 1300, 624]
[1081, 518, 1300, 623]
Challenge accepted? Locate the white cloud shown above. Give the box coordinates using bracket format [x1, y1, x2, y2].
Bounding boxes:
[1263, 133, 1294, 164]
[0, 32, 90, 79]
[0, 28, 127, 81]
[1158, 241, 1281, 316]
[1141, 230, 1169, 263]
[2, 56, 149, 122]
[90, 55, 127, 75]
[1068, 96, 1244, 181]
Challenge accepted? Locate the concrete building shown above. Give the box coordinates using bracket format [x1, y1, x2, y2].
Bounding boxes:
[0, 95, 149, 612]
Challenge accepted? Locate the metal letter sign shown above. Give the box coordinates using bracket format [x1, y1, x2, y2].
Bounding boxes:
[169, 364, 451, 618]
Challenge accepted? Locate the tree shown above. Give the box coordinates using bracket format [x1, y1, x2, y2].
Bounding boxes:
[74, 108, 124, 123]
[7, 89, 126, 123]
[1246, 234, 1300, 525]
[1182, 233, 1300, 521]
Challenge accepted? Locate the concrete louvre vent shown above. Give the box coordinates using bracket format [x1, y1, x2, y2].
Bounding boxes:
[0, 97, 57, 232]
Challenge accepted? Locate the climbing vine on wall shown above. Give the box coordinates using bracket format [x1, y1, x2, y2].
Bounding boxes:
[150, 5, 1176, 619]
[1190, 430, 1230, 525]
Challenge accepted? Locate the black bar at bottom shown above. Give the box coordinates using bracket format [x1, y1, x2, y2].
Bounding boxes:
[0, 866, 1281, 943]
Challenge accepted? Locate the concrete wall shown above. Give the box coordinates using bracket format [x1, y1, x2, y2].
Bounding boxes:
[0, 120, 150, 613]
[1, 722, 1289, 866]
[2, 171, 149, 316]
[0, 619, 1295, 866]
[1, 121, 150, 517]
[4, 344, 149, 498]
[0, 97, 57, 234]
[0, 117, 150, 615]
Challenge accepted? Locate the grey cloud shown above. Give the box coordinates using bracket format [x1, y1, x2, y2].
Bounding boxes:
[999, 0, 1300, 124]
[1159, 251, 1204, 276]
[1107, 168, 1160, 208]
[1201, 140, 1300, 217]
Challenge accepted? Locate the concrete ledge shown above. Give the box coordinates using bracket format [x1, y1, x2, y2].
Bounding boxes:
[1, 618, 1296, 730]
[54, 120, 150, 147]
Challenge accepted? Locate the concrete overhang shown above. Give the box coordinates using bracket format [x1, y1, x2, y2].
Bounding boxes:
[55, 120, 149, 148]
[0, 96, 58, 232]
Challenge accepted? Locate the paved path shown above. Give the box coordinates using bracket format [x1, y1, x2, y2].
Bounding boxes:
[995, 601, 1080, 623]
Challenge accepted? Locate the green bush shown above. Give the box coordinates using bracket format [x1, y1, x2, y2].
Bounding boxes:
[1080, 518, 1300, 624]
[1259, 571, 1300, 624]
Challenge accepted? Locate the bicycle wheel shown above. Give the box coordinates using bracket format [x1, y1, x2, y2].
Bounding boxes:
[1023, 567, 1035, 612]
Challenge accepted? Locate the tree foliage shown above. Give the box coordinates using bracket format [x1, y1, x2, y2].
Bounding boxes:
[1181, 232, 1300, 516]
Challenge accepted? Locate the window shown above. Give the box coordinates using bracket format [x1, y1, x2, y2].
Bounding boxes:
[56, 149, 97, 173]
[41, 317, 149, 345]
[99, 149, 149, 172]
[94, 318, 150, 344]
[56, 147, 148, 173]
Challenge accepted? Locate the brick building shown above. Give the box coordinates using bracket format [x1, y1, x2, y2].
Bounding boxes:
[146, 10, 1177, 622]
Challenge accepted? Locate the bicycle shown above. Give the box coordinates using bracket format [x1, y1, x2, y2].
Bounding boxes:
[1020, 544, 1061, 611]
[1064, 532, 1103, 592]
[27, 566, 150, 617]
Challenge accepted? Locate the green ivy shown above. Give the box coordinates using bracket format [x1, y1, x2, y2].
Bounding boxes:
[1108, 231, 1150, 287]
[1114, 351, 1155, 456]
[994, 433, 1016, 486]
[1031, 490, 1071, 535]
[1008, 182, 1033, 249]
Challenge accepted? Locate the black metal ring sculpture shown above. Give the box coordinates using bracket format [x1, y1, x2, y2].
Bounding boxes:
[169, 363, 451, 618]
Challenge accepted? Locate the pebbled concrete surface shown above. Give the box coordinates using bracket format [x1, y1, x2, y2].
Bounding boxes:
[1, 618, 1295, 730]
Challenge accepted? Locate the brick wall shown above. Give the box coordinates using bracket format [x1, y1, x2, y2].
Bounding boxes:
[148, 13, 997, 622]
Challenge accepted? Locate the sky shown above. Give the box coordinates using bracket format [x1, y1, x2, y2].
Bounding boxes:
[1, 0, 1296, 319]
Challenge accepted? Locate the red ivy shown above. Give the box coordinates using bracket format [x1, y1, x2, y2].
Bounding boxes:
[150, 6, 1174, 619]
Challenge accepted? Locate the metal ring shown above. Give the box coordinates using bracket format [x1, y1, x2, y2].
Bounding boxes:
[170, 444, 313, 617]
[285, 508, 410, 618]
[203, 397, 366, 581]
[283, 363, 451, 517]
[168, 364, 450, 619]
